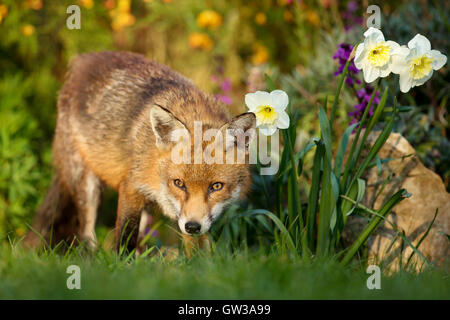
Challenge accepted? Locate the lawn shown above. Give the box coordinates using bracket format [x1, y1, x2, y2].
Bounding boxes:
[0, 243, 448, 300]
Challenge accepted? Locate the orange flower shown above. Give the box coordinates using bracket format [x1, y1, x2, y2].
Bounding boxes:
[189, 32, 213, 51]
[79, 0, 94, 9]
[320, 0, 332, 9]
[21, 24, 35, 36]
[283, 10, 294, 22]
[305, 10, 320, 26]
[24, 0, 43, 10]
[251, 44, 269, 65]
[103, 0, 116, 10]
[0, 4, 8, 24]
[196, 10, 222, 29]
[254, 12, 267, 26]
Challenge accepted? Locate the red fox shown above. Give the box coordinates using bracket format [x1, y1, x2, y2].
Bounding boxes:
[24, 51, 255, 255]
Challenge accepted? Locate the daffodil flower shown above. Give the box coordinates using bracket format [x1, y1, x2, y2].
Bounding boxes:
[391, 34, 447, 93]
[354, 27, 400, 83]
[245, 90, 290, 136]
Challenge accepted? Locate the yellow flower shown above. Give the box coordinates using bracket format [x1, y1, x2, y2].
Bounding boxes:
[117, 0, 131, 11]
[79, 0, 94, 9]
[111, 12, 135, 31]
[21, 24, 35, 36]
[110, 0, 135, 31]
[196, 10, 222, 30]
[0, 4, 8, 24]
[251, 44, 269, 65]
[305, 10, 319, 26]
[24, 0, 43, 10]
[189, 32, 213, 51]
[254, 12, 267, 26]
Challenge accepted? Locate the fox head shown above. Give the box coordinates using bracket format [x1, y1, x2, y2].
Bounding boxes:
[139, 105, 256, 235]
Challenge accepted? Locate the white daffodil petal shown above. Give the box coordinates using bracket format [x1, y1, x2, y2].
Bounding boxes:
[354, 43, 365, 61]
[408, 34, 431, 54]
[270, 90, 289, 111]
[391, 46, 410, 74]
[428, 50, 447, 70]
[399, 71, 413, 93]
[386, 40, 400, 51]
[245, 91, 271, 111]
[379, 63, 392, 78]
[391, 57, 408, 74]
[364, 34, 377, 48]
[259, 125, 277, 136]
[413, 70, 433, 87]
[276, 111, 290, 129]
[363, 64, 380, 83]
[354, 47, 367, 69]
[255, 116, 262, 127]
[392, 45, 409, 55]
[245, 93, 260, 111]
[364, 27, 384, 42]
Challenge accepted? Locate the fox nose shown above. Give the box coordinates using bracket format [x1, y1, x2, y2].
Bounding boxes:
[185, 221, 201, 234]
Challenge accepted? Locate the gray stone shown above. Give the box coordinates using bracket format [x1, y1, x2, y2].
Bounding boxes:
[343, 132, 449, 271]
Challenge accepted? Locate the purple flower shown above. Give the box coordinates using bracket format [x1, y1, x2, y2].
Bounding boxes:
[143, 215, 159, 238]
[347, 1, 358, 12]
[220, 78, 232, 92]
[216, 94, 233, 105]
[333, 43, 360, 87]
[144, 227, 159, 238]
[341, 1, 363, 31]
[348, 85, 380, 130]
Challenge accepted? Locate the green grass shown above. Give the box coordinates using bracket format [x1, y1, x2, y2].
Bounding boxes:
[0, 242, 448, 299]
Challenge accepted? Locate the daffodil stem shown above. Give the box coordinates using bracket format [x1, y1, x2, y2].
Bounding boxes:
[283, 129, 308, 256]
[341, 79, 379, 191]
[329, 58, 351, 132]
[256, 158, 271, 209]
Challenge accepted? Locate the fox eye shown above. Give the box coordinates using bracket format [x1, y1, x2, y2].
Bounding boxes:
[173, 179, 185, 190]
[210, 182, 224, 192]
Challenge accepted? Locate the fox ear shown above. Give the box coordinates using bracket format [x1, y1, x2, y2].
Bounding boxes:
[150, 105, 189, 149]
[220, 112, 256, 153]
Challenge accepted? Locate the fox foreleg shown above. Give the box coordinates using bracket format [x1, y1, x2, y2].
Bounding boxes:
[115, 181, 145, 256]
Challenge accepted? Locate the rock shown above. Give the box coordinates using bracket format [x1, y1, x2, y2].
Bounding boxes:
[343, 132, 449, 271]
